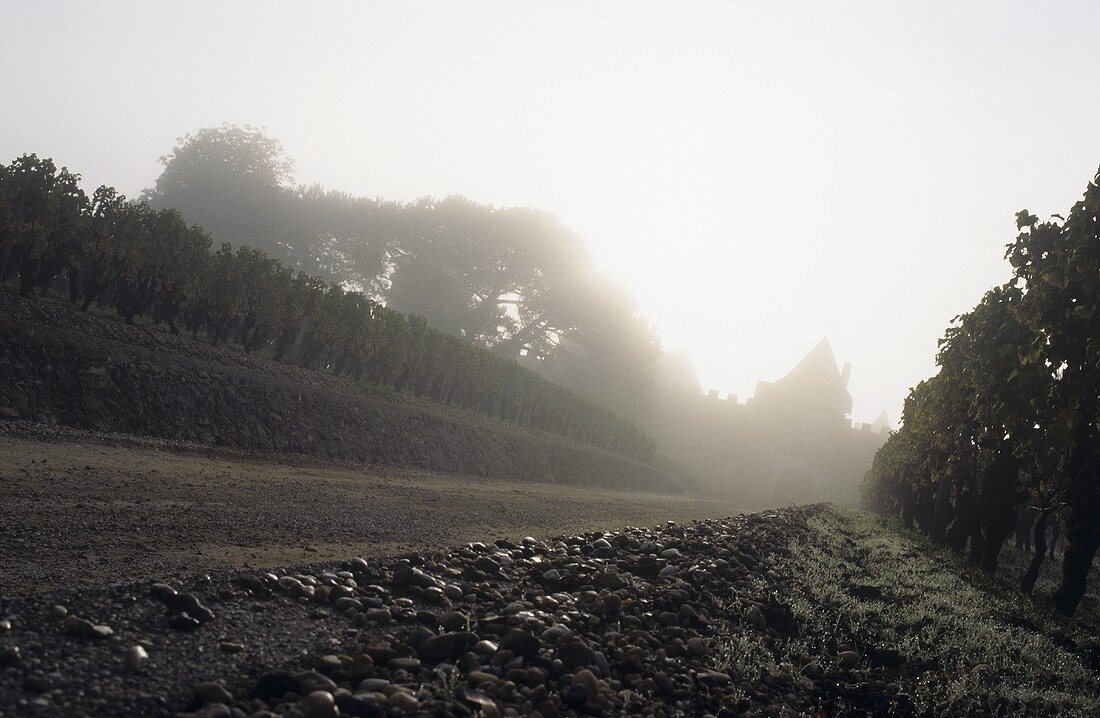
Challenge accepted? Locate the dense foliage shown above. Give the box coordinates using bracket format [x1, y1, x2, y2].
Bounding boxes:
[862, 167, 1100, 615]
[142, 125, 662, 421]
[0, 154, 657, 461]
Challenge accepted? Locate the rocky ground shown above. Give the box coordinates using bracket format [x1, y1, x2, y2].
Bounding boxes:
[3, 504, 1098, 717]
[0, 427, 740, 594]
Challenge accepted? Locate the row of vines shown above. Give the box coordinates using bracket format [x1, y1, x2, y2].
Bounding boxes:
[862, 167, 1100, 615]
[0, 154, 657, 461]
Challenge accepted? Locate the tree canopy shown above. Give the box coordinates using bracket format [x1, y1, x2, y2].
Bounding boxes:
[142, 125, 664, 416]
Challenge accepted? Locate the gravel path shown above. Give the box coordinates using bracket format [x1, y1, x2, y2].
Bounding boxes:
[0, 505, 814, 717]
[5, 501, 1095, 716]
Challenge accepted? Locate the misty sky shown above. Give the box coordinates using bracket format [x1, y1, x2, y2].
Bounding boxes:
[4, 1, 1100, 424]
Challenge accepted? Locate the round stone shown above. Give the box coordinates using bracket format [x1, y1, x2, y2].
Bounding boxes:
[389, 691, 419, 712]
[61, 615, 112, 639]
[298, 690, 338, 718]
[124, 645, 149, 672]
[192, 681, 233, 704]
[358, 677, 390, 692]
[475, 640, 498, 655]
[364, 608, 392, 623]
[316, 654, 343, 672]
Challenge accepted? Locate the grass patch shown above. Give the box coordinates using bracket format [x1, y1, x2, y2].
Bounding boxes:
[779, 508, 1100, 716]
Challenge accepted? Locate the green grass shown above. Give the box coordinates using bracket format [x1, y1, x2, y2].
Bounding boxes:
[777, 508, 1100, 716]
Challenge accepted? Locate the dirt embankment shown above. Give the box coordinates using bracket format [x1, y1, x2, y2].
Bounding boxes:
[0, 292, 681, 492]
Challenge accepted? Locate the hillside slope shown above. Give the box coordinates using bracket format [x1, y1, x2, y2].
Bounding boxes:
[0, 292, 683, 492]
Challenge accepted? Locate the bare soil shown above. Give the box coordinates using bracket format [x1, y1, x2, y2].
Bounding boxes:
[0, 428, 743, 595]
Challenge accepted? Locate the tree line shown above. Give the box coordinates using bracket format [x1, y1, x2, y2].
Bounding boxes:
[142, 125, 663, 424]
[0, 153, 657, 462]
[862, 167, 1100, 616]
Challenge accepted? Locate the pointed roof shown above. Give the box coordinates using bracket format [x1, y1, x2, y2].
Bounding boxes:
[780, 337, 841, 385]
[751, 337, 853, 419]
[871, 411, 892, 432]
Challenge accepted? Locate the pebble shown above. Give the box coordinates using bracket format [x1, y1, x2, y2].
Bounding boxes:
[316, 654, 343, 672]
[439, 611, 468, 632]
[298, 690, 338, 718]
[192, 681, 233, 705]
[164, 593, 215, 623]
[358, 677, 390, 692]
[124, 645, 149, 672]
[149, 582, 177, 599]
[389, 655, 423, 672]
[335, 596, 362, 612]
[542, 624, 572, 642]
[294, 671, 339, 694]
[168, 614, 201, 632]
[388, 691, 419, 712]
[572, 668, 600, 693]
[459, 686, 499, 717]
[596, 593, 622, 616]
[475, 639, 499, 655]
[61, 615, 113, 639]
[468, 670, 497, 685]
[500, 630, 540, 659]
[696, 669, 732, 687]
[557, 638, 596, 669]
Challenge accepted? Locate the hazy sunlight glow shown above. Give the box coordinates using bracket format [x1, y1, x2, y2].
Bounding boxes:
[4, 0, 1099, 423]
